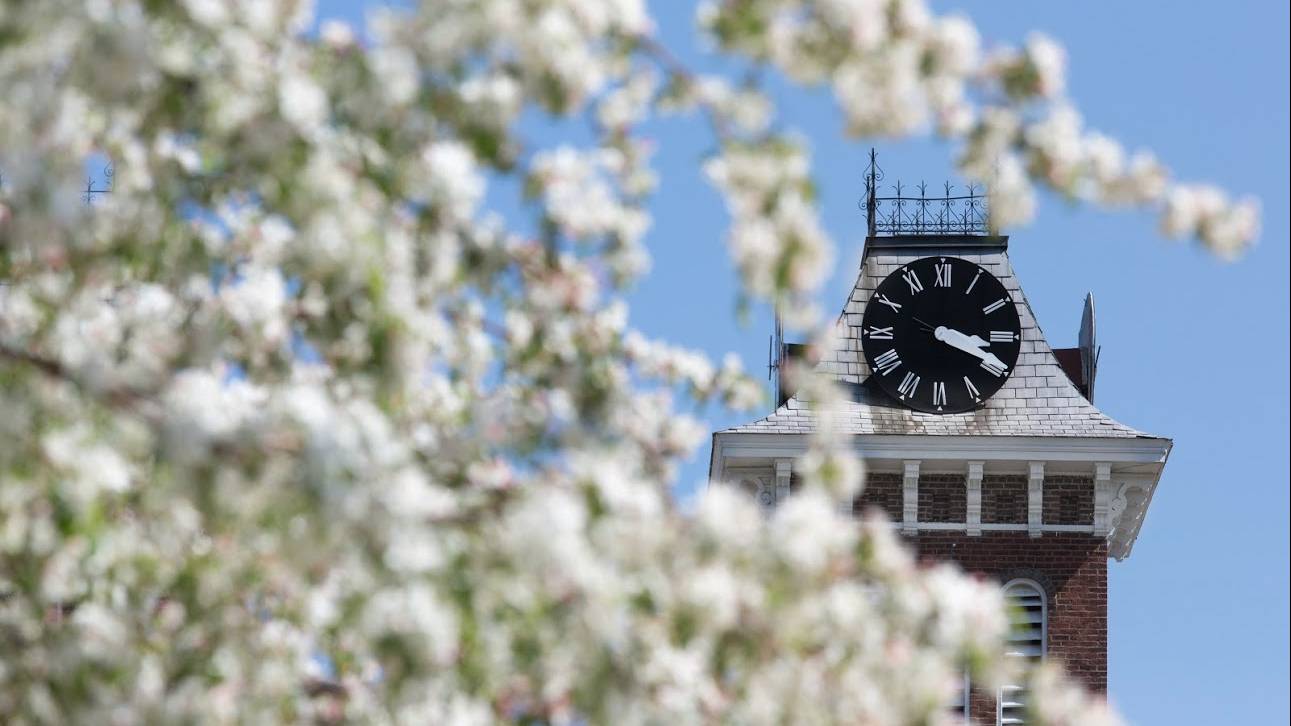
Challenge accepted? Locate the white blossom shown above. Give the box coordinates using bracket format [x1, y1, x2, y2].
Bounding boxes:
[419, 141, 485, 222]
[219, 265, 289, 347]
[1162, 184, 1260, 258]
[279, 69, 329, 134]
[0, 1, 1255, 722]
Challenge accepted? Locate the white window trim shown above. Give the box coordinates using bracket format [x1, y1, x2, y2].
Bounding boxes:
[998, 578, 1047, 726]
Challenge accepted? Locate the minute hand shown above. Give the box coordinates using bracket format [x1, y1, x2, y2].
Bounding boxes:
[934, 326, 1009, 372]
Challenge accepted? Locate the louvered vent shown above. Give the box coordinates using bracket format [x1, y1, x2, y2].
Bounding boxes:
[948, 672, 969, 720]
[999, 581, 1046, 725]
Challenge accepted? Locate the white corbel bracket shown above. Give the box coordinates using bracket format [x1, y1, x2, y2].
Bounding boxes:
[966, 461, 984, 537]
[774, 459, 793, 507]
[1093, 462, 1112, 536]
[1108, 478, 1151, 542]
[754, 476, 776, 514]
[902, 460, 920, 535]
[1028, 461, 1045, 538]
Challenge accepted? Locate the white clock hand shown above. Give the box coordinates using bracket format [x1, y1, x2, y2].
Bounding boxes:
[934, 326, 1009, 372]
[981, 351, 1008, 372]
[933, 326, 983, 357]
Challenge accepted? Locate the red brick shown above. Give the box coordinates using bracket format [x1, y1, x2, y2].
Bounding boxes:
[907, 532, 1107, 723]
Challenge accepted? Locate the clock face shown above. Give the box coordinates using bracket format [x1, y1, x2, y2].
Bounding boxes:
[861, 256, 1022, 414]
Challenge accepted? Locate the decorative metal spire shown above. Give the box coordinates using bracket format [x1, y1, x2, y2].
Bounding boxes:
[860, 150, 990, 236]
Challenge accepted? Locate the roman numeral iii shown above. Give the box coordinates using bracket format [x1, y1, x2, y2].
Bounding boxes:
[873, 349, 902, 375]
[902, 269, 924, 294]
[897, 371, 921, 399]
[989, 330, 1015, 343]
[866, 326, 894, 340]
[934, 262, 952, 287]
[982, 298, 1008, 314]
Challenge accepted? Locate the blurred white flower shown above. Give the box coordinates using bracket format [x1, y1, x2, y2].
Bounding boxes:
[0, 1, 1252, 722]
[279, 70, 329, 133]
[219, 265, 289, 346]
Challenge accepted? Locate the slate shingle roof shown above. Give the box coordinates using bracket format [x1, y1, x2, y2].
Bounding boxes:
[723, 242, 1159, 439]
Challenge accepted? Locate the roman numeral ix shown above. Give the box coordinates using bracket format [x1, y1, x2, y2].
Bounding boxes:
[866, 326, 894, 340]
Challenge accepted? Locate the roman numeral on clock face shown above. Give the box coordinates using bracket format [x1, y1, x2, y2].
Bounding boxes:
[982, 298, 1008, 314]
[980, 358, 1007, 376]
[965, 270, 982, 294]
[873, 348, 902, 375]
[897, 371, 920, 399]
[935, 261, 952, 287]
[901, 268, 924, 294]
[874, 293, 902, 313]
[963, 375, 981, 401]
[989, 330, 1016, 343]
[932, 381, 947, 407]
[865, 326, 894, 339]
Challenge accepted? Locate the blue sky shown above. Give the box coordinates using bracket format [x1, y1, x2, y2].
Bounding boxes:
[317, 1, 1290, 722]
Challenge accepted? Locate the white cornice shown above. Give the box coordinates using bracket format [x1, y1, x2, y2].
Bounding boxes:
[710, 430, 1171, 561]
[714, 431, 1172, 467]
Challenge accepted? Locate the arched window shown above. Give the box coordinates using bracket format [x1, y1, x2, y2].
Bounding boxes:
[999, 579, 1047, 725]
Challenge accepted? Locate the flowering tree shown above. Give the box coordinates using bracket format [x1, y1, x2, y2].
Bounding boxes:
[0, 1, 1257, 724]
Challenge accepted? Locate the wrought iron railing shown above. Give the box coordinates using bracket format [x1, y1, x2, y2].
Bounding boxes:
[0, 162, 114, 204]
[860, 149, 990, 236]
[82, 163, 114, 203]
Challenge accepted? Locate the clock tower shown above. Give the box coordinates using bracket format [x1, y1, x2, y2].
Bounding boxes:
[708, 156, 1171, 724]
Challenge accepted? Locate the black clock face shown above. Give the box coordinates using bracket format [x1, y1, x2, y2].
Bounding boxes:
[861, 256, 1022, 414]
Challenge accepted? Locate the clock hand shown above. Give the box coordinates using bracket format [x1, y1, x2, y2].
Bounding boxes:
[910, 315, 937, 333]
[933, 326, 982, 357]
[981, 351, 1008, 371]
[934, 326, 1010, 372]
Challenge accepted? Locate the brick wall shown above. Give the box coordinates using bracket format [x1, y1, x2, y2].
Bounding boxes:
[907, 532, 1107, 723]
[981, 474, 1028, 524]
[855, 472, 902, 521]
[919, 473, 967, 523]
[1043, 475, 1094, 525]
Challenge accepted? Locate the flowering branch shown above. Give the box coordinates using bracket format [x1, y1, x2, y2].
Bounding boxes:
[0, 1, 1243, 724]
